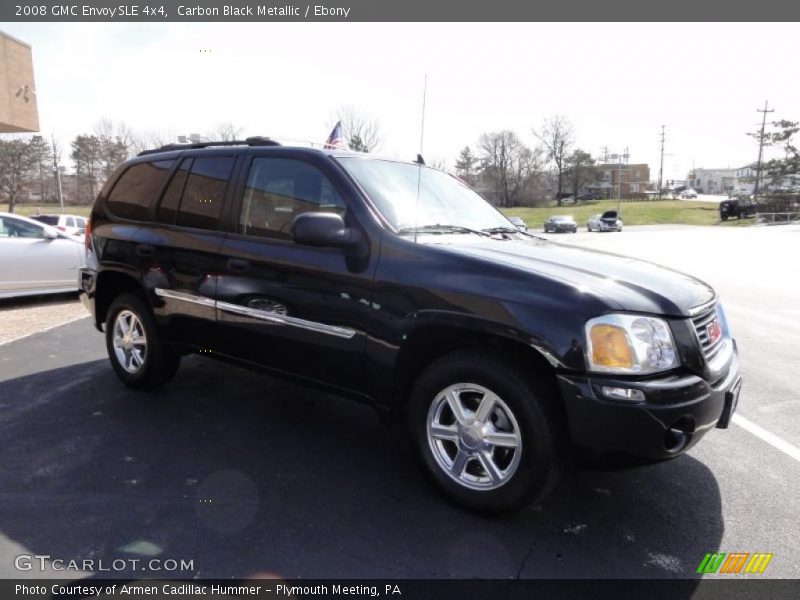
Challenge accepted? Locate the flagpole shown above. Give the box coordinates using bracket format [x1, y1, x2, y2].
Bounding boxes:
[419, 74, 428, 156]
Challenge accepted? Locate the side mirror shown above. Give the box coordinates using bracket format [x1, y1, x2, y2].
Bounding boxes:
[42, 226, 58, 240]
[291, 212, 362, 249]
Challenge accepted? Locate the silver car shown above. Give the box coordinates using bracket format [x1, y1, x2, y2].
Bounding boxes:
[0, 212, 85, 299]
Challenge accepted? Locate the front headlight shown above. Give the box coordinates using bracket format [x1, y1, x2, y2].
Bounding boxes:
[585, 314, 680, 374]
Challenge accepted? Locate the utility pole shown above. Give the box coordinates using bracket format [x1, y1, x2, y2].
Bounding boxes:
[51, 135, 64, 213]
[658, 125, 665, 199]
[753, 100, 774, 199]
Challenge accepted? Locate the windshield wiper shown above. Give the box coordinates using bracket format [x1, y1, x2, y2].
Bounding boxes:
[397, 224, 492, 237]
[481, 226, 522, 235]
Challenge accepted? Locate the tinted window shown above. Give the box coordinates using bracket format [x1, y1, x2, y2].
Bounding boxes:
[157, 158, 192, 225]
[238, 158, 346, 241]
[77, 217, 87, 227]
[0, 216, 44, 239]
[31, 215, 58, 225]
[176, 157, 234, 230]
[106, 160, 174, 221]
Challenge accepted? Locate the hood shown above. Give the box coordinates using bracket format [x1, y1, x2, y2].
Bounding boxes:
[433, 236, 714, 316]
[600, 210, 619, 220]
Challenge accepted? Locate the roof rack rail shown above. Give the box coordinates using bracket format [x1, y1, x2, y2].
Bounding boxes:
[138, 136, 281, 156]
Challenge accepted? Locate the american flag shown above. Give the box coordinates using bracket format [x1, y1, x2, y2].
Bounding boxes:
[324, 121, 346, 149]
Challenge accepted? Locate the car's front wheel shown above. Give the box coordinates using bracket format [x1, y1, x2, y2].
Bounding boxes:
[408, 349, 563, 514]
[105, 293, 180, 389]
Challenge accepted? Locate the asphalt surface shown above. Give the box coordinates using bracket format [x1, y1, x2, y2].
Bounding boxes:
[0, 224, 798, 581]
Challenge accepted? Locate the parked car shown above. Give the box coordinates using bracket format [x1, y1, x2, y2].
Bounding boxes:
[507, 216, 528, 232]
[543, 215, 578, 233]
[681, 189, 698, 199]
[719, 197, 757, 221]
[577, 191, 598, 201]
[30, 213, 88, 236]
[587, 210, 623, 232]
[0, 212, 85, 299]
[79, 139, 742, 514]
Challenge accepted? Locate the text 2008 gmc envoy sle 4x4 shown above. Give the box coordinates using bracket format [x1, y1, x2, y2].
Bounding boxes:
[79, 138, 742, 513]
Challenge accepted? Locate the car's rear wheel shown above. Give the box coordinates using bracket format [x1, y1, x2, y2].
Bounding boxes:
[408, 349, 563, 514]
[105, 293, 180, 389]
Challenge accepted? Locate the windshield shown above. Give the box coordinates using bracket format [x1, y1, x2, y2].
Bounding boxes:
[338, 157, 513, 232]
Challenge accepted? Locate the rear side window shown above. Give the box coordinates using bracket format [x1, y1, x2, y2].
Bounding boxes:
[157, 158, 192, 225]
[237, 157, 346, 241]
[32, 215, 58, 225]
[106, 160, 174, 221]
[176, 157, 235, 230]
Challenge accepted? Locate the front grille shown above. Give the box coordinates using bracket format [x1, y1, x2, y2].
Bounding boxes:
[691, 305, 725, 361]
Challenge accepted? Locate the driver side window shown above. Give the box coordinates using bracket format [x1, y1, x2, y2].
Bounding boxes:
[238, 158, 346, 242]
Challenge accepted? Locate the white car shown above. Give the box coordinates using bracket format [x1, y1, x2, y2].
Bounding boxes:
[680, 189, 698, 199]
[0, 212, 86, 299]
[29, 213, 88, 236]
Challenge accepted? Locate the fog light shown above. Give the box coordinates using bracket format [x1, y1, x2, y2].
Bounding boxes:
[601, 386, 645, 402]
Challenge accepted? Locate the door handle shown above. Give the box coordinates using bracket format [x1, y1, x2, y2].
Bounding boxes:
[227, 258, 250, 273]
[135, 244, 155, 258]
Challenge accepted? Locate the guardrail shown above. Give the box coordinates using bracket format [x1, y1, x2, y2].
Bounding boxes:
[756, 212, 800, 225]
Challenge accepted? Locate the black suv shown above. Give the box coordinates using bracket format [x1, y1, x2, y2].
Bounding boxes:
[79, 139, 742, 513]
[719, 197, 757, 220]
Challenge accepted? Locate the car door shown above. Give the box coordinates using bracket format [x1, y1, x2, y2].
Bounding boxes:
[131, 154, 239, 347]
[213, 152, 376, 394]
[0, 215, 82, 295]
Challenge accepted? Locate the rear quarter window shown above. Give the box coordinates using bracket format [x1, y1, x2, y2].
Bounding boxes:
[106, 160, 174, 221]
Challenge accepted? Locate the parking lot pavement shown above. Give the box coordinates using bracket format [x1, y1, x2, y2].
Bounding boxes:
[0, 226, 798, 580]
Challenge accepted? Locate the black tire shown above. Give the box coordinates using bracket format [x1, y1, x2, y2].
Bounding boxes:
[407, 348, 564, 514]
[738, 211, 746, 220]
[721, 214, 728, 221]
[105, 292, 180, 389]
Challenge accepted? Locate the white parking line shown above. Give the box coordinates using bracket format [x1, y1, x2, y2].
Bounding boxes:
[732, 414, 800, 463]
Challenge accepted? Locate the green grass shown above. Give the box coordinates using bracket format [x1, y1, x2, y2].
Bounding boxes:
[11, 204, 92, 218]
[501, 199, 752, 228]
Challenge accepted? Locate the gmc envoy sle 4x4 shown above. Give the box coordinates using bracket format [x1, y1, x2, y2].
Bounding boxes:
[79, 138, 742, 513]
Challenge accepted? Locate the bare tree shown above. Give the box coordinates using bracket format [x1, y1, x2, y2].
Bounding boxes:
[130, 129, 175, 155]
[534, 115, 575, 206]
[334, 106, 382, 153]
[0, 137, 40, 212]
[209, 122, 244, 142]
[477, 131, 542, 207]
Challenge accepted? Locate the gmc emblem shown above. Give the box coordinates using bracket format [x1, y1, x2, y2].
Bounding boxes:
[707, 319, 722, 345]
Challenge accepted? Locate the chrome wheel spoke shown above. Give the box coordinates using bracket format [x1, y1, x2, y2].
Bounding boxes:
[450, 450, 469, 477]
[430, 424, 459, 442]
[445, 389, 468, 425]
[473, 391, 497, 424]
[484, 430, 519, 448]
[477, 451, 503, 484]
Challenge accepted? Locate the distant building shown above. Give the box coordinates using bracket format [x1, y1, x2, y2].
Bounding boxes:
[687, 168, 736, 195]
[0, 31, 39, 133]
[589, 163, 650, 198]
[734, 164, 800, 194]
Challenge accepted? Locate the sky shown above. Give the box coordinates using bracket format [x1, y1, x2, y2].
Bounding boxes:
[3, 22, 798, 182]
